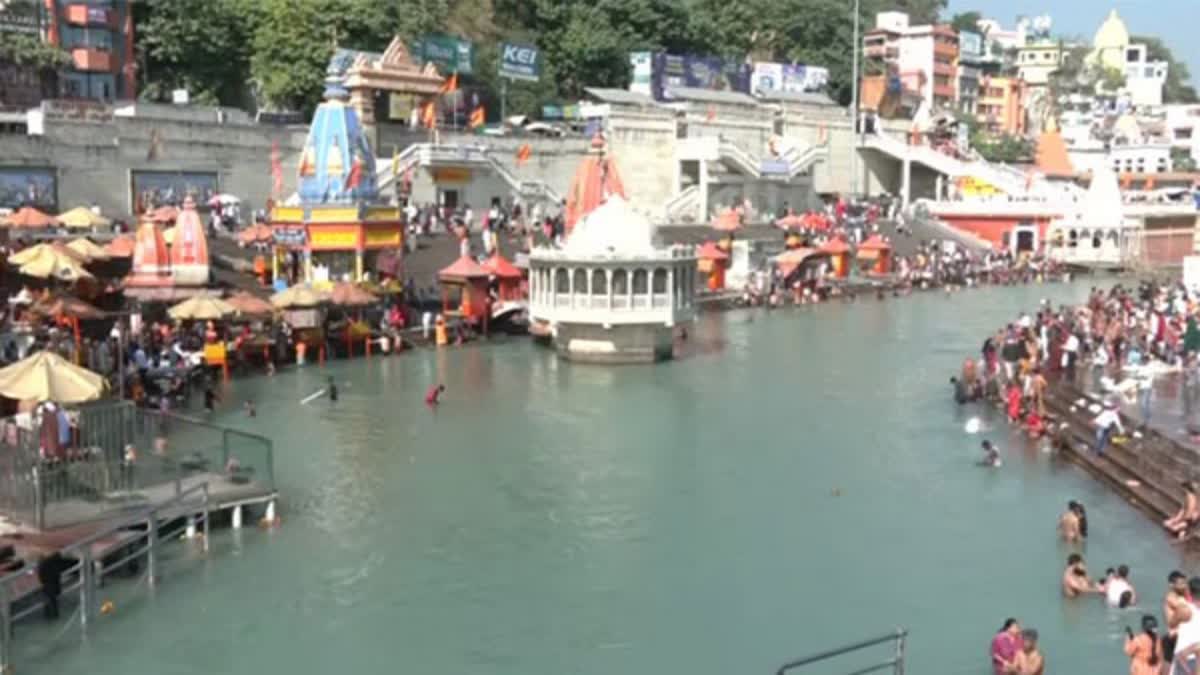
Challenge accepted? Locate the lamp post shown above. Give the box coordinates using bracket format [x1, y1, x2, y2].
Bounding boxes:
[849, 0, 861, 198]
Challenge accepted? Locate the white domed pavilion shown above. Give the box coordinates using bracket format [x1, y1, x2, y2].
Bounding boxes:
[528, 195, 696, 363]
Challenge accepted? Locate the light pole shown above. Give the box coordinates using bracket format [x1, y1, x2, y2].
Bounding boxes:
[849, 0, 861, 197]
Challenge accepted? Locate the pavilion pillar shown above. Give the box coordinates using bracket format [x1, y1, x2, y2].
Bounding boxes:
[606, 269, 614, 309]
[354, 249, 364, 281]
[626, 267, 633, 308]
[567, 267, 575, 308]
[668, 267, 676, 309]
[349, 85, 377, 149]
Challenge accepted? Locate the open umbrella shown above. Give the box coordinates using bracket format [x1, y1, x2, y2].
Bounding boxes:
[271, 284, 329, 309]
[13, 245, 93, 281]
[0, 350, 107, 403]
[237, 223, 273, 245]
[65, 237, 112, 262]
[57, 207, 111, 229]
[225, 291, 275, 317]
[30, 294, 106, 321]
[106, 234, 135, 257]
[2, 207, 56, 228]
[329, 282, 378, 307]
[168, 295, 236, 321]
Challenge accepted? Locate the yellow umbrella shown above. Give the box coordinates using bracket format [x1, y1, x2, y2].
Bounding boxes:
[17, 247, 93, 281]
[168, 295, 236, 321]
[57, 207, 111, 229]
[0, 350, 107, 403]
[8, 243, 59, 266]
[270, 284, 329, 309]
[65, 238, 111, 262]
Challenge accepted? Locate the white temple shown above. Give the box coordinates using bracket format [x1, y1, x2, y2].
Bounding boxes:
[1048, 163, 1131, 267]
[528, 196, 697, 363]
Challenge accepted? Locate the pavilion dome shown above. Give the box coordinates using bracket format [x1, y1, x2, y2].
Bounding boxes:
[564, 196, 659, 257]
[296, 73, 379, 206]
[1082, 163, 1124, 230]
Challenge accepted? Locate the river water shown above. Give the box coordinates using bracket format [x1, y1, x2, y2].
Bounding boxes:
[19, 281, 1194, 675]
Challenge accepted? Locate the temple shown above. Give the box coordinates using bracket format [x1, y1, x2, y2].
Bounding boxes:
[124, 196, 211, 296]
[268, 66, 404, 284]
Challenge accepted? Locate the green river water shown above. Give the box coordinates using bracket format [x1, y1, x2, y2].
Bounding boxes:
[15, 281, 1194, 675]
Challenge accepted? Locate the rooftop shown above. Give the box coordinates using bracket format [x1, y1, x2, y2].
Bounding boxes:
[756, 90, 838, 107]
[665, 87, 760, 107]
[584, 88, 660, 107]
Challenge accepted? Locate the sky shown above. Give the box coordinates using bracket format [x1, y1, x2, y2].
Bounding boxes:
[944, 0, 1198, 86]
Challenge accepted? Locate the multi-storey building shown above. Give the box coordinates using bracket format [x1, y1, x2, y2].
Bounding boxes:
[976, 76, 1026, 136]
[861, 12, 959, 114]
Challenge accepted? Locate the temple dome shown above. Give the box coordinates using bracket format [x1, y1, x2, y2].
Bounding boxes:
[169, 195, 211, 285]
[1082, 163, 1124, 230]
[564, 196, 659, 256]
[1092, 9, 1129, 50]
[296, 83, 379, 205]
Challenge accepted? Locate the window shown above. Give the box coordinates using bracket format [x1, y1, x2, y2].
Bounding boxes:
[1177, 128, 1193, 140]
[1145, 67, 1155, 78]
[61, 26, 112, 50]
[612, 269, 628, 295]
[652, 268, 667, 294]
[591, 269, 607, 295]
[555, 269, 569, 293]
[1127, 48, 1141, 63]
[632, 269, 648, 294]
[572, 268, 587, 294]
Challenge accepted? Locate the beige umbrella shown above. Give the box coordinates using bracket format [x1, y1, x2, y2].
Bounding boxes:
[0, 350, 107, 403]
[329, 281, 378, 307]
[8, 243, 65, 266]
[57, 207, 111, 229]
[17, 246, 93, 282]
[65, 238, 112, 262]
[226, 291, 275, 317]
[270, 285, 329, 309]
[168, 295, 236, 321]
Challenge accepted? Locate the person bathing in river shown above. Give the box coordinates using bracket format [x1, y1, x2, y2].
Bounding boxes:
[1164, 482, 1200, 540]
[1106, 565, 1137, 609]
[1163, 571, 1190, 666]
[1006, 381, 1022, 423]
[1012, 629, 1044, 675]
[979, 440, 1001, 467]
[1059, 501, 1083, 543]
[1063, 554, 1099, 597]
[425, 384, 445, 407]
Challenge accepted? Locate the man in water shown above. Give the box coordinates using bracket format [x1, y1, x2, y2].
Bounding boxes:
[425, 384, 445, 407]
[1062, 554, 1097, 597]
[1164, 570, 1190, 665]
[1105, 565, 1137, 608]
[979, 440, 1001, 467]
[1170, 577, 1200, 674]
[327, 376, 338, 402]
[990, 618, 1024, 675]
[1059, 501, 1082, 543]
[1012, 629, 1044, 675]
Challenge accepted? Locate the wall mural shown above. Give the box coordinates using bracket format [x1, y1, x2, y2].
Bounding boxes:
[0, 167, 57, 211]
[131, 170, 218, 213]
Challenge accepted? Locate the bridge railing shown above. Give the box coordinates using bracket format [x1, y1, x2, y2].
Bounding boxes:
[776, 628, 907, 675]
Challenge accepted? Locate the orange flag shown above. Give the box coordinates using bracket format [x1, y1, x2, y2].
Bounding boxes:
[516, 144, 532, 166]
[440, 73, 458, 94]
[422, 102, 437, 129]
[469, 106, 485, 129]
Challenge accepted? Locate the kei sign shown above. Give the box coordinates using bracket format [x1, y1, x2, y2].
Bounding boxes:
[499, 42, 541, 82]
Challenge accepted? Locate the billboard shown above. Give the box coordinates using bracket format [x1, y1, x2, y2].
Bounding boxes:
[412, 34, 474, 75]
[751, 62, 830, 95]
[648, 53, 752, 101]
[0, 167, 56, 211]
[629, 52, 653, 96]
[131, 171, 218, 213]
[499, 42, 541, 82]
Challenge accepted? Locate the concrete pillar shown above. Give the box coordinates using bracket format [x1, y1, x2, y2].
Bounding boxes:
[232, 504, 243, 529]
[354, 249, 364, 281]
[567, 266, 575, 309]
[901, 158, 912, 208]
[185, 515, 197, 539]
[699, 160, 710, 223]
[935, 174, 944, 201]
[668, 267, 676, 309]
[606, 268, 614, 308]
[626, 267, 634, 308]
[349, 86, 377, 149]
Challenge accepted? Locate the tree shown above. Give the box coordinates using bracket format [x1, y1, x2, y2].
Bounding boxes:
[1132, 34, 1198, 104]
[133, 0, 253, 106]
[949, 11, 981, 34]
[1172, 147, 1197, 172]
[0, 34, 70, 69]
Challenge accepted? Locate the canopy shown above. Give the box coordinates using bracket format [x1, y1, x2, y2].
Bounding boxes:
[858, 235, 892, 252]
[818, 238, 851, 255]
[271, 284, 329, 309]
[438, 256, 490, 281]
[775, 213, 804, 229]
[8, 243, 77, 266]
[15, 245, 93, 281]
[149, 205, 178, 224]
[30, 294, 105, 320]
[2, 207, 56, 228]
[237, 223, 273, 245]
[696, 241, 730, 261]
[168, 295, 236, 321]
[329, 282, 378, 307]
[0, 350, 107, 403]
[774, 247, 829, 277]
[225, 291, 275, 317]
[66, 237, 111, 262]
[57, 207, 111, 229]
[711, 208, 741, 231]
[106, 235, 135, 257]
[482, 253, 523, 279]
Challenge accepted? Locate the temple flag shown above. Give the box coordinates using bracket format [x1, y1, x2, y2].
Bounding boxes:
[516, 144, 532, 166]
[469, 106, 485, 129]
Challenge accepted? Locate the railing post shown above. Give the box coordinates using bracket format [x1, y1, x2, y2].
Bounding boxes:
[79, 549, 94, 631]
[894, 629, 906, 675]
[33, 464, 44, 531]
[146, 516, 158, 588]
[221, 429, 230, 472]
[201, 486, 210, 553]
[0, 580, 11, 674]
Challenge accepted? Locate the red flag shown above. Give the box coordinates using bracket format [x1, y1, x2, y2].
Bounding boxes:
[440, 73, 458, 94]
[345, 157, 363, 189]
[515, 144, 532, 166]
[469, 106, 485, 129]
[270, 140, 283, 197]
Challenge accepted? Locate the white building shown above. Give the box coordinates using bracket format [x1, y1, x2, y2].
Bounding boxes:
[1088, 9, 1168, 108]
[863, 12, 959, 111]
[1164, 104, 1200, 162]
[1016, 41, 1064, 87]
[528, 197, 697, 363]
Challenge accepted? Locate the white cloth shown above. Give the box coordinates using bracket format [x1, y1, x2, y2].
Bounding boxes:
[1175, 601, 1200, 659]
[1105, 578, 1132, 607]
[1094, 409, 1125, 433]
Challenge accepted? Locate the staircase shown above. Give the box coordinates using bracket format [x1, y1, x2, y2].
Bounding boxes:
[662, 185, 701, 224]
[374, 143, 562, 210]
[717, 138, 762, 178]
[860, 132, 1028, 196]
[776, 629, 907, 675]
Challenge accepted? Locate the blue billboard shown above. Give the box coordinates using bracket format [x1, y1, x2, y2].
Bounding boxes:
[647, 52, 753, 101]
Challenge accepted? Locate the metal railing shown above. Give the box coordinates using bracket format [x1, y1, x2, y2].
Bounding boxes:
[0, 481, 212, 672]
[718, 138, 762, 177]
[0, 402, 275, 530]
[776, 628, 907, 675]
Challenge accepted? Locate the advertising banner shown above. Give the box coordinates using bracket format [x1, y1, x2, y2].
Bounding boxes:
[752, 62, 830, 95]
[0, 167, 56, 211]
[650, 53, 752, 101]
[499, 42, 541, 82]
[131, 171, 218, 213]
[412, 34, 474, 75]
[629, 52, 653, 96]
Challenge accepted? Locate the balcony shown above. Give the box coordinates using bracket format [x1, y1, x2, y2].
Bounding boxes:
[934, 41, 958, 58]
[65, 4, 114, 27]
[71, 48, 111, 72]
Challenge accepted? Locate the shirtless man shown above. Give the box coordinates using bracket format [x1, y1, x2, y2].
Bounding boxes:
[1059, 501, 1082, 543]
[1011, 629, 1044, 675]
[1165, 482, 1200, 541]
[1171, 578, 1200, 674]
[1063, 554, 1097, 597]
[1164, 571, 1190, 666]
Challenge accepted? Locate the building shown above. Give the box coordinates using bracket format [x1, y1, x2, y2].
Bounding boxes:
[1017, 41, 1064, 87]
[976, 76, 1026, 135]
[1164, 104, 1200, 163]
[861, 12, 959, 113]
[956, 30, 984, 116]
[975, 17, 1028, 52]
[1088, 9, 1167, 108]
[40, 0, 136, 101]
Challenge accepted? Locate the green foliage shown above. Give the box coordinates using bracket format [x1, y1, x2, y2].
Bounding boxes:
[1172, 147, 1197, 172]
[133, 0, 253, 106]
[1132, 34, 1198, 104]
[949, 11, 981, 34]
[971, 131, 1033, 163]
[0, 34, 70, 69]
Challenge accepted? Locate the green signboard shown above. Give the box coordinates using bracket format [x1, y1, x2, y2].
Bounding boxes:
[411, 34, 474, 75]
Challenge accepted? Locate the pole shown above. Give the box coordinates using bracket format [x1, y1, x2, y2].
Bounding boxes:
[501, 78, 508, 126]
[850, 0, 861, 198]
